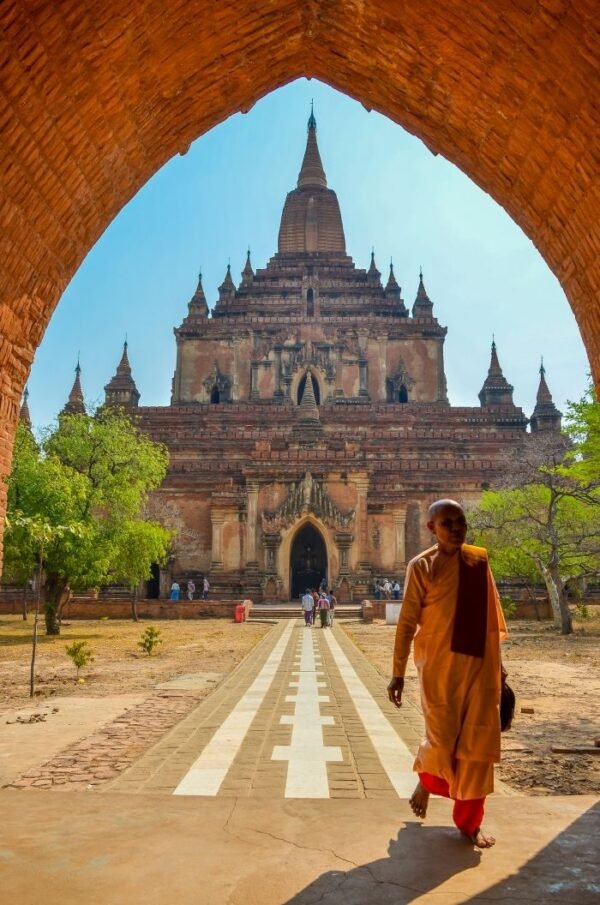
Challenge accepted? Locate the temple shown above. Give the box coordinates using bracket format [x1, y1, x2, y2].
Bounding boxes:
[61, 111, 562, 601]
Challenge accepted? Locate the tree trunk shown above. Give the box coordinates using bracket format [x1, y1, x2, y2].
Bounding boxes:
[131, 586, 139, 622]
[21, 585, 28, 621]
[540, 562, 572, 635]
[30, 550, 44, 697]
[43, 575, 68, 635]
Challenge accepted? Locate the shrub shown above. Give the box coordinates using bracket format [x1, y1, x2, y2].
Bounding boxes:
[500, 595, 518, 619]
[137, 626, 163, 656]
[65, 640, 95, 680]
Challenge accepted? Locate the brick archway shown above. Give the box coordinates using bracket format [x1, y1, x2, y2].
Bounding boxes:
[0, 1, 598, 565]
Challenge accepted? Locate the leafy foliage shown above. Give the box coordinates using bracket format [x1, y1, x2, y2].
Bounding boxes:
[4, 410, 172, 633]
[470, 399, 600, 635]
[65, 640, 95, 679]
[137, 626, 162, 656]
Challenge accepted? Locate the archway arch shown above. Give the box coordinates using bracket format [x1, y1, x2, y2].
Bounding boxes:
[289, 521, 327, 599]
[0, 2, 599, 565]
[278, 514, 338, 599]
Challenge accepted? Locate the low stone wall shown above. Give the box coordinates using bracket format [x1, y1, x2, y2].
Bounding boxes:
[0, 598, 253, 620]
[363, 598, 553, 621]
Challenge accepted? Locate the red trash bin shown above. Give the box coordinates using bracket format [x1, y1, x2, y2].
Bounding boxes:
[234, 603, 245, 623]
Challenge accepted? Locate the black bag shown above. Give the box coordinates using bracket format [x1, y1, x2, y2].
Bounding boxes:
[500, 679, 516, 732]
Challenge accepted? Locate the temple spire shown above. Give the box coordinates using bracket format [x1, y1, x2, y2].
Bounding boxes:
[20, 386, 32, 428]
[241, 249, 254, 287]
[104, 340, 140, 408]
[367, 249, 381, 283]
[478, 339, 515, 406]
[218, 262, 236, 301]
[530, 357, 562, 432]
[412, 268, 434, 318]
[61, 358, 86, 416]
[291, 369, 323, 443]
[298, 371, 320, 422]
[297, 106, 327, 189]
[385, 260, 401, 295]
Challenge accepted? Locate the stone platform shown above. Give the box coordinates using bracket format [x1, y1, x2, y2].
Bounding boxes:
[0, 791, 597, 904]
[2, 619, 598, 903]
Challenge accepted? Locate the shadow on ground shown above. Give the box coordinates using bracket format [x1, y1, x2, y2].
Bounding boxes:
[284, 803, 600, 904]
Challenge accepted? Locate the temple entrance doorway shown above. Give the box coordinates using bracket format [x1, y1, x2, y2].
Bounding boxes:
[146, 563, 160, 599]
[290, 523, 327, 600]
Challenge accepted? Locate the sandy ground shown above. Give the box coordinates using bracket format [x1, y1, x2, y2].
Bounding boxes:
[341, 615, 600, 796]
[0, 616, 271, 783]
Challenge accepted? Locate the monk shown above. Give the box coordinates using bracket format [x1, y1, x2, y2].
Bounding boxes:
[387, 499, 507, 848]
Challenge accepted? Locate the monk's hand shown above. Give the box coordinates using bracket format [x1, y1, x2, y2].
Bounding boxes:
[387, 676, 404, 708]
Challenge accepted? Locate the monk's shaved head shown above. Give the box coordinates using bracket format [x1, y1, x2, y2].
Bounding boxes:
[427, 499, 464, 520]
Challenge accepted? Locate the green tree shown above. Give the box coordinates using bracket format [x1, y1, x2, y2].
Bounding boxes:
[4, 410, 172, 635]
[562, 382, 600, 486]
[470, 426, 600, 635]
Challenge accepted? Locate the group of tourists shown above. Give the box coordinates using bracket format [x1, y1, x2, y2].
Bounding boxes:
[300, 585, 337, 627]
[169, 577, 210, 601]
[374, 578, 401, 600]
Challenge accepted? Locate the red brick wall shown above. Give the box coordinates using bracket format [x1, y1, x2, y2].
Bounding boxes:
[1, 1, 599, 572]
[0, 598, 252, 620]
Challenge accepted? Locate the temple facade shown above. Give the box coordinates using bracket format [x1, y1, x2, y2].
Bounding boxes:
[52, 112, 562, 601]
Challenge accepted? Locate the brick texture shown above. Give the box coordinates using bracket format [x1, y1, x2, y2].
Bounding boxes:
[0, 1, 598, 569]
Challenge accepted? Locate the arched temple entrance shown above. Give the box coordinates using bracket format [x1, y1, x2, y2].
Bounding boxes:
[290, 523, 327, 600]
[0, 2, 599, 567]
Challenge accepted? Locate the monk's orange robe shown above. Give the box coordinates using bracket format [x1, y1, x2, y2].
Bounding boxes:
[393, 543, 507, 800]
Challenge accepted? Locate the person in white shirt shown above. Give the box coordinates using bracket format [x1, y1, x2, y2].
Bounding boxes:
[301, 589, 314, 626]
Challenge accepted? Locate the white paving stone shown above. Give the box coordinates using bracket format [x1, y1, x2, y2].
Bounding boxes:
[272, 628, 342, 798]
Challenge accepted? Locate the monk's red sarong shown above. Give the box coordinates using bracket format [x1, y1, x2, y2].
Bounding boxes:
[418, 772, 484, 837]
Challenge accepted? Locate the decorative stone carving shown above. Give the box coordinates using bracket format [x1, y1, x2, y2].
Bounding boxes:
[262, 471, 355, 534]
[203, 361, 232, 402]
[386, 358, 416, 402]
[280, 342, 336, 382]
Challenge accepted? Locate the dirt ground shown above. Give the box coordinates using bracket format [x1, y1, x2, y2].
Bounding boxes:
[342, 614, 600, 796]
[0, 615, 271, 715]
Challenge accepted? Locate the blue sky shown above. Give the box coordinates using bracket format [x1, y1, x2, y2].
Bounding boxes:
[27, 78, 589, 427]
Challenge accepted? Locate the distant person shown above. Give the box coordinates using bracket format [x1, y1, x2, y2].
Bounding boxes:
[187, 579, 196, 601]
[202, 577, 210, 600]
[327, 589, 337, 624]
[317, 592, 330, 628]
[374, 581, 382, 601]
[301, 589, 314, 626]
[392, 580, 401, 600]
[383, 579, 392, 599]
[311, 589, 319, 624]
[170, 581, 180, 601]
[387, 499, 508, 849]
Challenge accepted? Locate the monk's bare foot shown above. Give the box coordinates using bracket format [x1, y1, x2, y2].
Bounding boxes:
[467, 827, 496, 849]
[409, 781, 430, 819]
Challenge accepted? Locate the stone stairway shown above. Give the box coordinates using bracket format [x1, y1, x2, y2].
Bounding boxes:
[248, 604, 362, 620]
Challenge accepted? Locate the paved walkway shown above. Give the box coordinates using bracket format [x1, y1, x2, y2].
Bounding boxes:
[107, 620, 428, 799]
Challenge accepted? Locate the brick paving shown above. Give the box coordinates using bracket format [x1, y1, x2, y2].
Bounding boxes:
[4, 689, 207, 791]
[5, 621, 511, 799]
[107, 620, 425, 799]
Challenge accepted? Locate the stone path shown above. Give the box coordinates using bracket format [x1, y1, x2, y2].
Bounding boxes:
[106, 620, 428, 799]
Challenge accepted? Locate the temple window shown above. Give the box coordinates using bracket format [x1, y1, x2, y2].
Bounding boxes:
[210, 385, 220, 404]
[398, 385, 408, 403]
[306, 288, 314, 317]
